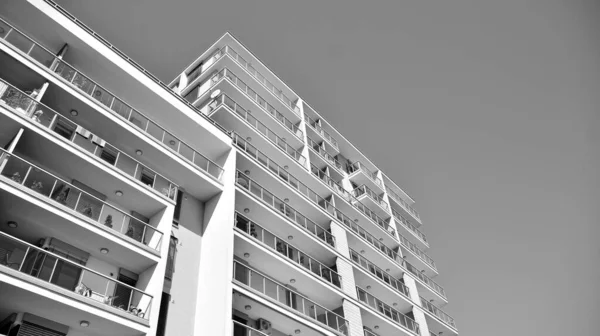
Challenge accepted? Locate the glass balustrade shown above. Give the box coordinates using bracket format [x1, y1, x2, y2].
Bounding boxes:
[235, 170, 336, 248]
[41, 0, 231, 137]
[356, 286, 420, 335]
[307, 137, 344, 172]
[353, 185, 389, 211]
[0, 18, 224, 182]
[232, 320, 270, 336]
[233, 261, 349, 335]
[203, 94, 305, 165]
[420, 297, 457, 329]
[224, 46, 301, 116]
[403, 260, 446, 299]
[0, 78, 179, 200]
[0, 231, 153, 319]
[386, 187, 420, 221]
[0, 148, 163, 251]
[235, 212, 342, 288]
[303, 114, 339, 150]
[347, 162, 383, 189]
[392, 209, 428, 245]
[349, 249, 410, 298]
[397, 233, 436, 271]
[203, 67, 303, 139]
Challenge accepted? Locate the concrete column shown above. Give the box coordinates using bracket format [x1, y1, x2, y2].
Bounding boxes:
[329, 221, 358, 300]
[403, 275, 431, 336]
[295, 98, 310, 170]
[342, 299, 364, 336]
[193, 148, 237, 336]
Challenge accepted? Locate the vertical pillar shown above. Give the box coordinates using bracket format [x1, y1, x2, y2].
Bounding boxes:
[193, 148, 237, 336]
[330, 221, 357, 299]
[403, 275, 431, 336]
[294, 98, 310, 170]
[342, 299, 364, 336]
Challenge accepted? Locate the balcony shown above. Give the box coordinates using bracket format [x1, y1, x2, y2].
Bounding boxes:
[397, 232, 437, 275]
[0, 149, 163, 253]
[356, 286, 420, 335]
[224, 45, 301, 118]
[392, 210, 428, 248]
[386, 187, 421, 224]
[0, 78, 179, 201]
[233, 261, 349, 335]
[307, 137, 345, 180]
[353, 184, 389, 217]
[0, 17, 224, 183]
[347, 162, 384, 193]
[201, 92, 306, 166]
[420, 296, 457, 331]
[232, 321, 269, 336]
[304, 114, 339, 152]
[0, 231, 153, 322]
[234, 212, 342, 289]
[235, 171, 336, 248]
[349, 249, 410, 300]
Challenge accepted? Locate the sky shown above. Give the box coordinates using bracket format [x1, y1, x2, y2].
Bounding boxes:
[54, 0, 600, 335]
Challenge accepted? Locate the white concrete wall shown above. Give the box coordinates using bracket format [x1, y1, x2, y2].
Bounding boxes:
[342, 299, 364, 336]
[192, 148, 236, 336]
[403, 275, 431, 336]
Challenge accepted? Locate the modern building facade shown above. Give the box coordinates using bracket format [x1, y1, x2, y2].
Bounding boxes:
[0, 1, 457, 336]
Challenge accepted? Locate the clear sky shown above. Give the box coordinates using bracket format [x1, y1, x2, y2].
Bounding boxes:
[54, 0, 600, 335]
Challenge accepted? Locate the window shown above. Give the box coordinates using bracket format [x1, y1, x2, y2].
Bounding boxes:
[140, 169, 155, 187]
[53, 120, 75, 140]
[165, 236, 177, 280]
[172, 190, 183, 225]
[156, 292, 171, 336]
[99, 148, 117, 165]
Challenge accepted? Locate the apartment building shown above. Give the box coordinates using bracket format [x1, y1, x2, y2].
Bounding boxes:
[0, 1, 457, 336]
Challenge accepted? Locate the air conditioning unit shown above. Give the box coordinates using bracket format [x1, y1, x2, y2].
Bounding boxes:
[256, 318, 272, 334]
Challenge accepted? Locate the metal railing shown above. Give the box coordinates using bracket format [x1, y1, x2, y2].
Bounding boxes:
[0, 148, 163, 251]
[349, 249, 410, 298]
[202, 93, 305, 165]
[309, 164, 396, 239]
[353, 185, 389, 211]
[233, 261, 349, 335]
[397, 232, 436, 271]
[235, 171, 336, 248]
[0, 17, 224, 182]
[356, 286, 420, 335]
[232, 320, 270, 336]
[304, 114, 339, 150]
[235, 212, 342, 288]
[347, 162, 383, 189]
[190, 66, 303, 139]
[420, 297, 457, 329]
[224, 46, 301, 116]
[392, 209, 428, 246]
[307, 137, 345, 173]
[0, 78, 179, 200]
[386, 187, 420, 221]
[364, 329, 381, 336]
[404, 260, 446, 299]
[41, 0, 231, 136]
[0, 231, 153, 319]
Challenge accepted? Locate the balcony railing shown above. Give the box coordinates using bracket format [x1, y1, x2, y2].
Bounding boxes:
[392, 209, 428, 246]
[353, 185, 389, 211]
[309, 165, 396, 239]
[386, 187, 420, 221]
[203, 93, 305, 165]
[224, 46, 301, 116]
[235, 171, 336, 248]
[0, 17, 224, 182]
[41, 0, 231, 136]
[234, 212, 342, 288]
[232, 320, 270, 336]
[356, 286, 420, 335]
[349, 249, 410, 299]
[0, 148, 163, 252]
[186, 47, 225, 84]
[0, 231, 153, 319]
[307, 137, 345, 173]
[0, 78, 179, 200]
[403, 260, 446, 299]
[397, 233, 436, 271]
[420, 297, 457, 329]
[304, 114, 339, 150]
[233, 261, 349, 335]
[347, 162, 383, 189]
[364, 329, 381, 336]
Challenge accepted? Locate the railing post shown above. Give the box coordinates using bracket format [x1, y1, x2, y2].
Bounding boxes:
[18, 247, 30, 272]
[73, 192, 82, 211]
[48, 258, 59, 283]
[22, 166, 33, 185]
[141, 225, 147, 245]
[48, 180, 58, 199]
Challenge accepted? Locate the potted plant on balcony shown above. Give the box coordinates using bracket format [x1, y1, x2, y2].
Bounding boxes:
[52, 185, 70, 205]
[10, 172, 21, 183]
[81, 204, 93, 218]
[104, 215, 113, 228]
[30, 181, 43, 193]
